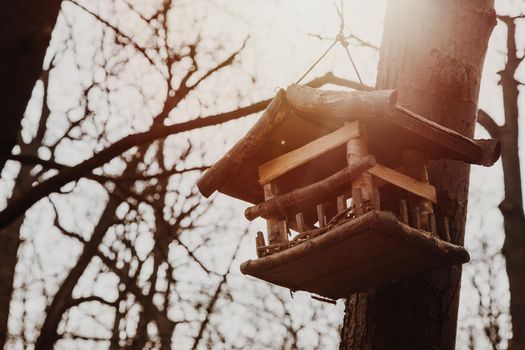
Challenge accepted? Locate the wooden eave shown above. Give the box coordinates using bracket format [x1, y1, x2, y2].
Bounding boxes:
[197, 85, 500, 203]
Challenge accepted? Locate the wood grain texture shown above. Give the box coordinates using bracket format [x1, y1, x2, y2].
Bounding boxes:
[258, 122, 360, 185]
[369, 164, 438, 203]
[286, 84, 398, 120]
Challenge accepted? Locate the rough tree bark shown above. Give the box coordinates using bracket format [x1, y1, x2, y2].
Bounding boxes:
[478, 14, 525, 350]
[339, 1, 496, 349]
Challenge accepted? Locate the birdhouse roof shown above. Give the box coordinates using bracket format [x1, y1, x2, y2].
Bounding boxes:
[197, 85, 499, 203]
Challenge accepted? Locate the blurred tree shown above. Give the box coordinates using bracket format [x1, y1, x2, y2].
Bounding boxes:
[477, 13, 525, 350]
[0, 1, 344, 348]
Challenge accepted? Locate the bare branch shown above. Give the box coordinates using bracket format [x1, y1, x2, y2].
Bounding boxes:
[477, 110, 501, 138]
[0, 73, 362, 229]
[187, 37, 249, 90]
[65, 0, 163, 75]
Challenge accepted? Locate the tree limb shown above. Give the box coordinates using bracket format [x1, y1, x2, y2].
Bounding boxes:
[0, 73, 368, 229]
[477, 109, 501, 138]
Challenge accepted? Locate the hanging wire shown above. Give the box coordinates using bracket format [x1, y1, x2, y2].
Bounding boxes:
[295, 0, 364, 85]
[336, 0, 363, 84]
[342, 41, 364, 84]
[295, 39, 338, 84]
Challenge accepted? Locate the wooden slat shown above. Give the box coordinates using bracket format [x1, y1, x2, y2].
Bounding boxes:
[258, 121, 360, 185]
[286, 84, 398, 121]
[368, 164, 438, 203]
[296, 213, 306, 233]
[317, 204, 326, 228]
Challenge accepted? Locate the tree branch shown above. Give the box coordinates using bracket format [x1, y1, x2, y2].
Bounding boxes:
[66, 0, 163, 75]
[477, 109, 501, 138]
[0, 73, 368, 229]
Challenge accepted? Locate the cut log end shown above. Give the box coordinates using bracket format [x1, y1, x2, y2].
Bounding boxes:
[475, 139, 501, 167]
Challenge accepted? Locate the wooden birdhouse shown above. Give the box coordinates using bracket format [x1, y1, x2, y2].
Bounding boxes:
[197, 85, 500, 300]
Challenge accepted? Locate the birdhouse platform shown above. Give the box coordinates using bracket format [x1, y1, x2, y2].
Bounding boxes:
[197, 85, 500, 299]
[240, 210, 468, 300]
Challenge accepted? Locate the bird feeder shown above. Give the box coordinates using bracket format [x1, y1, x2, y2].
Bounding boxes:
[197, 85, 500, 300]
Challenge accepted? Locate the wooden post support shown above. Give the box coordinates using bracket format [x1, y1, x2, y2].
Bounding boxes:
[347, 124, 378, 215]
[317, 203, 327, 228]
[263, 182, 287, 245]
[337, 195, 347, 213]
[352, 188, 364, 216]
[256, 232, 266, 258]
[412, 207, 421, 230]
[442, 216, 451, 242]
[429, 213, 437, 235]
[295, 212, 306, 233]
[403, 150, 434, 233]
[399, 199, 409, 224]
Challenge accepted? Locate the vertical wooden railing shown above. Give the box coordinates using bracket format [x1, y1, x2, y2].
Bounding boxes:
[346, 126, 380, 215]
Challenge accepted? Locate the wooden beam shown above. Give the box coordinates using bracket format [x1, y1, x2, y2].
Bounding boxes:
[258, 121, 360, 185]
[368, 164, 438, 204]
[245, 156, 376, 221]
[286, 84, 398, 120]
[317, 204, 327, 228]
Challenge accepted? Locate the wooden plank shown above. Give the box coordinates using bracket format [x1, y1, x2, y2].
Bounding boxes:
[369, 164, 438, 204]
[295, 213, 306, 233]
[317, 204, 326, 228]
[399, 199, 409, 224]
[403, 150, 434, 231]
[245, 155, 376, 220]
[258, 121, 360, 185]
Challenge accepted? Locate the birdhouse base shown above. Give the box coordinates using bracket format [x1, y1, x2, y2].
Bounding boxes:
[240, 211, 469, 300]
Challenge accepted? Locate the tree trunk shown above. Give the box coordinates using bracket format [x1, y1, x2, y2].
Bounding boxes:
[339, 1, 496, 349]
[496, 15, 525, 350]
[0, 0, 62, 170]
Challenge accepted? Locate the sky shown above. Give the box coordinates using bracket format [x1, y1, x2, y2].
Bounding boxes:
[2, 0, 524, 348]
